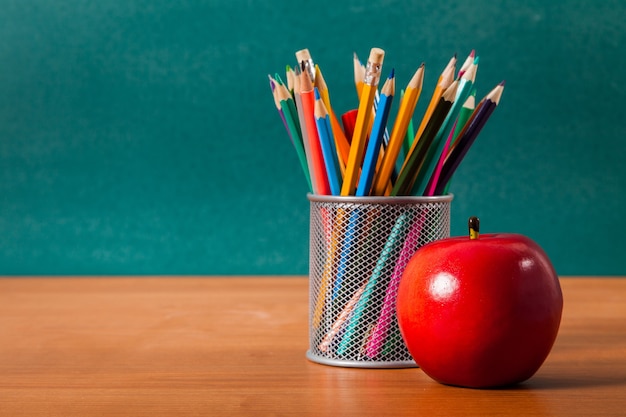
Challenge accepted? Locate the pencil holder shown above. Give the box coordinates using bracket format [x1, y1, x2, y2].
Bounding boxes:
[306, 194, 452, 368]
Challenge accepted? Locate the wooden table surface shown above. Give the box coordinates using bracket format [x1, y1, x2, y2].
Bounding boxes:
[0, 277, 625, 416]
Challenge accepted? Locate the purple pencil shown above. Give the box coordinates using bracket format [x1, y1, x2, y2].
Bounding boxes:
[433, 81, 505, 195]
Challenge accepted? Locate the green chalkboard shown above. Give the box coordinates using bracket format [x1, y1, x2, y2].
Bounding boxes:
[1, 0, 624, 275]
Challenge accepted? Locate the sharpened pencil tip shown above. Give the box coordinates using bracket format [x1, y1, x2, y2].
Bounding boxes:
[389, 68, 395, 78]
[499, 80, 506, 86]
[314, 87, 321, 100]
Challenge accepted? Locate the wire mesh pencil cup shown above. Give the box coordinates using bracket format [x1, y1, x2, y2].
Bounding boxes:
[307, 194, 452, 368]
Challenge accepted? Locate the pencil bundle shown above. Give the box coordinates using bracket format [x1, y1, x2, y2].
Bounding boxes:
[270, 47, 504, 365]
[268, 47, 504, 197]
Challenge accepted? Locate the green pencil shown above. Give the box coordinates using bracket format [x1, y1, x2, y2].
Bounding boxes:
[391, 80, 458, 196]
[275, 80, 312, 191]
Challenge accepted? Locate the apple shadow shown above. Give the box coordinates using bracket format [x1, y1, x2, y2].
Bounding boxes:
[521, 373, 626, 390]
[497, 359, 626, 390]
[438, 354, 626, 391]
[439, 373, 626, 391]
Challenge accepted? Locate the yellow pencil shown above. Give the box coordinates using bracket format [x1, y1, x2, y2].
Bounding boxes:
[413, 55, 456, 144]
[353, 52, 365, 99]
[341, 48, 385, 196]
[371, 63, 424, 196]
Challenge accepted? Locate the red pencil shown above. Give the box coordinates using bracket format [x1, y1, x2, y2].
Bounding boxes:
[299, 70, 331, 195]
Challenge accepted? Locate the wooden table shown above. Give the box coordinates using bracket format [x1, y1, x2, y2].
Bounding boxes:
[0, 277, 624, 416]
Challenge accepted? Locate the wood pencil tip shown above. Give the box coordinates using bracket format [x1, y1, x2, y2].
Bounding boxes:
[299, 68, 313, 91]
[389, 68, 395, 78]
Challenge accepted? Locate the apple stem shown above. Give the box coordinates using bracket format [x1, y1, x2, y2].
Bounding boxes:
[469, 216, 480, 240]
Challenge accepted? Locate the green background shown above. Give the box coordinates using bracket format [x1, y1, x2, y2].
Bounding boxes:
[1, 0, 624, 275]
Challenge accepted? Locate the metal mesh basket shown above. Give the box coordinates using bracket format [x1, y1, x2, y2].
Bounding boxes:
[306, 194, 452, 368]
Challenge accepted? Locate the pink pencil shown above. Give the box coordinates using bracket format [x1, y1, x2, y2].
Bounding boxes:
[365, 211, 427, 358]
[424, 120, 457, 196]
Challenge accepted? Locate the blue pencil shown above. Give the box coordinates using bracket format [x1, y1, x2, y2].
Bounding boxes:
[356, 70, 395, 197]
[314, 88, 342, 195]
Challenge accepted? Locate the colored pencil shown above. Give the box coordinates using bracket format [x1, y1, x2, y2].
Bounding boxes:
[426, 90, 476, 195]
[366, 211, 426, 358]
[333, 208, 359, 302]
[269, 76, 289, 137]
[457, 49, 475, 78]
[285, 65, 296, 96]
[433, 81, 505, 195]
[412, 61, 477, 195]
[392, 79, 459, 195]
[314, 88, 342, 195]
[412, 55, 456, 144]
[312, 208, 342, 329]
[398, 91, 415, 178]
[299, 70, 331, 195]
[371, 64, 424, 196]
[354, 51, 390, 155]
[423, 121, 457, 196]
[353, 52, 365, 99]
[336, 212, 409, 356]
[292, 67, 318, 193]
[319, 280, 368, 352]
[274, 78, 312, 191]
[314, 65, 350, 172]
[341, 48, 385, 196]
[356, 69, 395, 196]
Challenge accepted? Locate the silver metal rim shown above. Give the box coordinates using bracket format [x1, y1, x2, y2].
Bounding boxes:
[306, 350, 418, 369]
[307, 193, 453, 205]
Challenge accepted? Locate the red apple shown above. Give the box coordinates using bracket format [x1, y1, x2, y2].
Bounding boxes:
[396, 217, 563, 388]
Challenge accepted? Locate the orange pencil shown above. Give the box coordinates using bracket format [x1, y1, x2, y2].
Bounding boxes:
[315, 65, 350, 172]
[341, 47, 385, 196]
[412, 55, 456, 145]
[371, 64, 425, 195]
